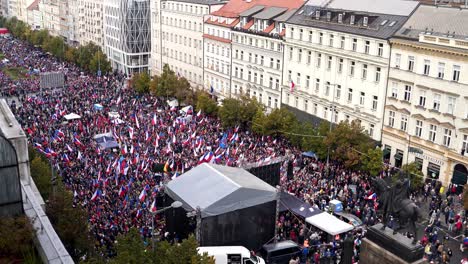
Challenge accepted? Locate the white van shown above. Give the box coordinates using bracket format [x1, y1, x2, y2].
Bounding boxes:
[198, 246, 266, 264]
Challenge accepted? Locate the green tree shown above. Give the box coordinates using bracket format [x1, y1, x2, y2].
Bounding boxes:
[251, 108, 267, 135]
[30, 29, 49, 46]
[218, 98, 242, 128]
[30, 155, 52, 200]
[65, 47, 78, 65]
[263, 108, 298, 136]
[196, 92, 218, 116]
[110, 230, 214, 264]
[89, 50, 112, 75]
[324, 120, 374, 169]
[300, 122, 328, 159]
[110, 228, 148, 264]
[157, 64, 180, 97]
[46, 182, 93, 261]
[398, 162, 424, 190]
[43, 36, 66, 59]
[0, 216, 36, 261]
[360, 148, 383, 176]
[131, 71, 151, 94]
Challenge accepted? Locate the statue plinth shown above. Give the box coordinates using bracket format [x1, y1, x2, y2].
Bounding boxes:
[360, 223, 425, 264]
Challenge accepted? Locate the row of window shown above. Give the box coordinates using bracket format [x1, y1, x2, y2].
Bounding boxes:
[206, 27, 231, 40]
[288, 27, 385, 57]
[285, 94, 376, 137]
[232, 34, 283, 52]
[169, 65, 202, 84]
[161, 2, 209, 16]
[162, 16, 203, 32]
[162, 47, 202, 67]
[206, 43, 230, 57]
[390, 82, 463, 117]
[233, 50, 281, 70]
[205, 57, 230, 76]
[161, 31, 202, 50]
[232, 67, 281, 90]
[287, 50, 382, 83]
[233, 87, 279, 108]
[394, 54, 461, 82]
[387, 112, 462, 149]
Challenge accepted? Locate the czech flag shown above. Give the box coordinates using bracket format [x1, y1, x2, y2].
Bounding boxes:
[138, 188, 147, 202]
[367, 193, 377, 200]
[91, 189, 101, 201]
[150, 200, 157, 213]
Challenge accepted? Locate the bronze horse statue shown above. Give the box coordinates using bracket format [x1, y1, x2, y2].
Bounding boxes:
[371, 177, 422, 244]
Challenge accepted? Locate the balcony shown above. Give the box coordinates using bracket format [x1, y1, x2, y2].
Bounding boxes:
[232, 26, 283, 40]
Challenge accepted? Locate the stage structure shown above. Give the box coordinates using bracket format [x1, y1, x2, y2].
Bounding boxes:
[165, 163, 278, 250]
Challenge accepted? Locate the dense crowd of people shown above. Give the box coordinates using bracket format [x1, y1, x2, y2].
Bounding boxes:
[0, 36, 466, 263]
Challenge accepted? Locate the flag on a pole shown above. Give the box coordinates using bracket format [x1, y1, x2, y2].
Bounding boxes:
[150, 200, 157, 213]
[290, 80, 295, 93]
[138, 188, 147, 202]
[91, 189, 101, 201]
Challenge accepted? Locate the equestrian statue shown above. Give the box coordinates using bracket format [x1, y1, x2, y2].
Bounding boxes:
[371, 176, 422, 244]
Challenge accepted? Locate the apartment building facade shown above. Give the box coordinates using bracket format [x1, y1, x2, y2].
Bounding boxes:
[77, 0, 104, 47]
[230, 2, 303, 109]
[150, 0, 225, 87]
[382, 5, 468, 187]
[281, 0, 419, 141]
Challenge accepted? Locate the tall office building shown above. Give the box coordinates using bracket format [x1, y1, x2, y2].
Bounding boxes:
[104, 0, 151, 75]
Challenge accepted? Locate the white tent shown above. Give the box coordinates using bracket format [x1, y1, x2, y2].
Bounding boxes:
[167, 99, 179, 107]
[64, 113, 81, 120]
[305, 212, 354, 235]
[180, 105, 193, 114]
[108, 111, 120, 119]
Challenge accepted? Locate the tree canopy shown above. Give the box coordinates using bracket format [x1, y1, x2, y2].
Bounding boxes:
[108, 230, 214, 264]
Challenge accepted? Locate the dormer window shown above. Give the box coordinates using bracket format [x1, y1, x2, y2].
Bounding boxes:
[315, 10, 320, 20]
[338, 14, 343, 23]
[326, 12, 331, 22]
[363, 17, 368, 27]
[350, 15, 355, 25]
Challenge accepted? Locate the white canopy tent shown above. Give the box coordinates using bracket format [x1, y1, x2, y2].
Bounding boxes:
[167, 99, 179, 108]
[108, 111, 120, 119]
[63, 113, 81, 120]
[305, 212, 354, 236]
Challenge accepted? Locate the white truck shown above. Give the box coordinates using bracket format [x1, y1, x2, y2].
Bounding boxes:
[198, 246, 265, 264]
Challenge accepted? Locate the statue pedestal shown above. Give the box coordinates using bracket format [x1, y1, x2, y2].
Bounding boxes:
[360, 223, 425, 264]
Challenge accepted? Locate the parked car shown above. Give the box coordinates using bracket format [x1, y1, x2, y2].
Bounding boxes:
[259, 240, 301, 264]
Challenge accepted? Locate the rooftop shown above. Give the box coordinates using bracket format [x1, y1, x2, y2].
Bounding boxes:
[395, 4, 468, 40]
[27, 0, 40, 11]
[162, 0, 227, 5]
[287, 0, 419, 40]
[211, 0, 304, 18]
[252, 6, 288, 20]
[305, 0, 419, 16]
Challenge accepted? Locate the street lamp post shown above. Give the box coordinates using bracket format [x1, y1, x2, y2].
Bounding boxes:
[326, 84, 338, 178]
[149, 200, 183, 251]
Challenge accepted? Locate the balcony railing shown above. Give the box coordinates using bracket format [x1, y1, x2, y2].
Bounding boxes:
[232, 27, 282, 40]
